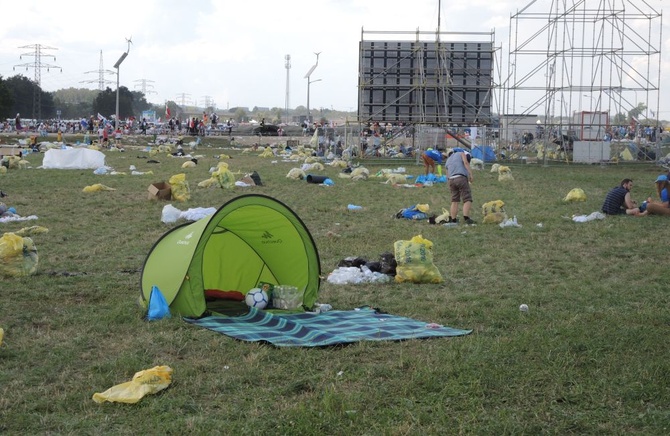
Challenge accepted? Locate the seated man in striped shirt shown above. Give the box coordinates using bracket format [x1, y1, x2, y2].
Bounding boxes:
[601, 178, 641, 215]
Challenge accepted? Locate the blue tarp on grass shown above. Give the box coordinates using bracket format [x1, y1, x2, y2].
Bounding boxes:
[185, 307, 472, 347]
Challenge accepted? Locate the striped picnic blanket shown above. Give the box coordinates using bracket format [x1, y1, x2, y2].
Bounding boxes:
[185, 306, 472, 347]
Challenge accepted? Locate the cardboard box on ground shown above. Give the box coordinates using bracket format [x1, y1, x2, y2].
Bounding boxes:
[0, 146, 21, 157]
[148, 182, 171, 200]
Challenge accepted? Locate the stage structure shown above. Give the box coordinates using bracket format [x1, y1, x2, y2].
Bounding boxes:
[358, 29, 495, 127]
[503, 0, 662, 163]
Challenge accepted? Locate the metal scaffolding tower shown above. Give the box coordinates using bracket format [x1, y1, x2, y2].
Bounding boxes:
[502, 0, 662, 151]
[14, 44, 61, 121]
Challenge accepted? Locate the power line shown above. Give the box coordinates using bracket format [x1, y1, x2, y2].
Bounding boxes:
[175, 93, 191, 106]
[14, 43, 61, 120]
[200, 95, 214, 108]
[81, 50, 116, 91]
[134, 79, 157, 96]
[285, 54, 291, 123]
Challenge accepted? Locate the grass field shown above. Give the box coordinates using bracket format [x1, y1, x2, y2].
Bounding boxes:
[1, 133, 669, 435]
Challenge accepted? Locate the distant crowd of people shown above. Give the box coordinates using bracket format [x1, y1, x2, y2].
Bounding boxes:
[1, 112, 236, 139]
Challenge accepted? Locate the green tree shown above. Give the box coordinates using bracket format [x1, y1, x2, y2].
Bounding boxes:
[234, 107, 248, 123]
[294, 105, 307, 114]
[92, 86, 135, 120]
[629, 103, 647, 122]
[52, 87, 98, 119]
[612, 112, 627, 125]
[0, 76, 15, 119]
[272, 107, 284, 124]
[164, 101, 177, 119]
[4, 74, 55, 120]
[131, 91, 151, 119]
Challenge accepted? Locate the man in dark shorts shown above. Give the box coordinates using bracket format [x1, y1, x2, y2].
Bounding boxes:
[445, 149, 475, 225]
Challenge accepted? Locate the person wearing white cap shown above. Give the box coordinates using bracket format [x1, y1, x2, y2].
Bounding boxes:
[641, 174, 670, 216]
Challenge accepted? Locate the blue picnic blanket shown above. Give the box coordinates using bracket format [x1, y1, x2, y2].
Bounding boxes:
[184, 306, 472, 347]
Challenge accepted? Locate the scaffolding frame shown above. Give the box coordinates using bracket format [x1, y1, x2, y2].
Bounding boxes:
[358, 29, 494, 125]
[356, 28, 496, 158]
[502, 0, 662, 160]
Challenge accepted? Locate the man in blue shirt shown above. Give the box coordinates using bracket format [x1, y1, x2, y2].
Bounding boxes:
[422, 148, 445, 176]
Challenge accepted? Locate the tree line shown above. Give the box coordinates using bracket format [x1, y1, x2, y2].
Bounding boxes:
[0, 74, 153, 122]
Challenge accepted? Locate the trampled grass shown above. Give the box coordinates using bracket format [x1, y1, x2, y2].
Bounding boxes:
[0, 134, 669, 434]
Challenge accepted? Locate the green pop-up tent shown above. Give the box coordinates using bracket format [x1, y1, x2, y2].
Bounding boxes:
[140, 194, 321, 318]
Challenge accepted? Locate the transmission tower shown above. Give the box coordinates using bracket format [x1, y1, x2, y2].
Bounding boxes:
[200, 95, 214, 109]
[82, 50, 116, 91]
[14, 44, 61, 121]
[176, 93, 191, 106]
[134, 79, 157, 96]
[285, 54, 291, 123]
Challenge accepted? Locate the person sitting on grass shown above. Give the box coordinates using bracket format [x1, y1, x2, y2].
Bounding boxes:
[601, 178, 641, 215]
[639, 174, 670, 216]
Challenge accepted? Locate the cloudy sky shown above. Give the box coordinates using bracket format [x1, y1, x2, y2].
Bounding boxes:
[0, 0, 666, 116]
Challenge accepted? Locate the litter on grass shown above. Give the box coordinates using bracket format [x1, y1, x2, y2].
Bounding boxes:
[161, 204, 217, 224]
[564, 188, 587, 202]
[92, 365, 173, 404]
[571, 211, 605, 222]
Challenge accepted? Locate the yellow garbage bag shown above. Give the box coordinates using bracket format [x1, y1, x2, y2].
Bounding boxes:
[92, 365, 173, 404]
[498, 166, 514, 182]
[181, 160, 196, 169]
[393, 235, 443, 284]
[214, 167, 236, 189]
[329, 159, 348, 168]
[83, 184, 116, 193]
[259, 147, 275, 158]
[351, 167, 370, 181]
[197, 177, 219, 188]
[482, 200, 507, 224]
[384, 173, 407, 185]
[5, 156, 21, 169]
[158, 144, 172, 154]
[415, 204, 430, 213]
[0, 327, 4, 346]
[564, 188, 586, 202]
[14, 226, 49, 237]
[286, 168, 306, 180]
[0, 233, 38, 277]
[169, 173, 190, 202]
